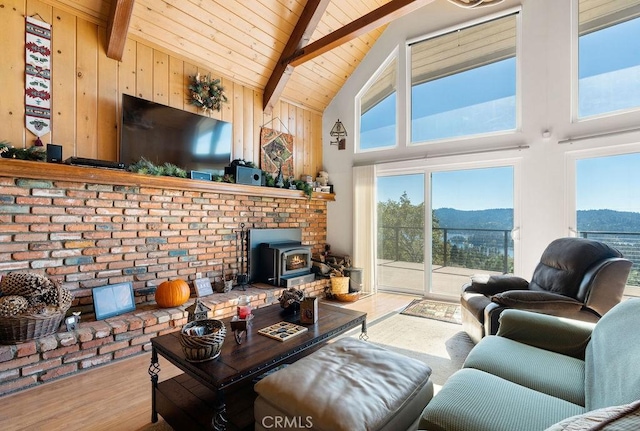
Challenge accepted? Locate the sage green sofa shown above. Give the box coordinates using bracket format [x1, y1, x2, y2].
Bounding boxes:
[419, 298, 640, 431]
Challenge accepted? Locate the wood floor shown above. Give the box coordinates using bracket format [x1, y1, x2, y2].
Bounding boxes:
[0, 292, 418, 431]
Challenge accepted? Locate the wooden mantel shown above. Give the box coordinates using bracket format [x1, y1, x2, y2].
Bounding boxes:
[0, 159, 335, 201]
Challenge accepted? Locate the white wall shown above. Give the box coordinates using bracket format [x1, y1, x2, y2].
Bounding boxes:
[323, 0, 640, 278]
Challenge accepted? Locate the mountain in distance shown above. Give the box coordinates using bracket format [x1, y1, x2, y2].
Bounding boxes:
[434, 208, 640, 232]
[434, 208, 513, 230]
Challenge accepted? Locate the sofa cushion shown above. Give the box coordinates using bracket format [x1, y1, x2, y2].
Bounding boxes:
[420, 368, 585, 431]
[585, 298, 640, 410]
[254, 337, 433, 431]
[463, 335, 586, 406]
[544, 400, 640, 431]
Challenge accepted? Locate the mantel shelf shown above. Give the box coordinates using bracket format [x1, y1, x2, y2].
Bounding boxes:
[0, 159, 335, 201]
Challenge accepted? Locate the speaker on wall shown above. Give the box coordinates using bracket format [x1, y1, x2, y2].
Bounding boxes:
[46, 144, 62, 163]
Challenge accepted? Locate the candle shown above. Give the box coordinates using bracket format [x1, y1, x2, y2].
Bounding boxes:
[238, 305, 251, 319]
[237, 296, 252, 319]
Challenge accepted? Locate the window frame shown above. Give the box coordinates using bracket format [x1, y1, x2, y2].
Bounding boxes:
[565, 140, 640, 296]
[572, 0, 640, 122]
[405, 7, 522, 146]
[355, 47, 400, 153]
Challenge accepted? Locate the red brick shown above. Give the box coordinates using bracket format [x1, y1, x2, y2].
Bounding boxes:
[130, 334, 154, 346]
[98, 340, 130, 355]
[81, 336, 114, 349]
[63, 348, 97, 363]
[158, 327, 180, 336]
[57, 332, 78, 347]
[125, 316, 144, 331]
[52, 198, 85, 207]
[86, 321, 112, 338]
[41, 345, 80, 360]
[114, 329, 143, 342]
[22, 358, 63, 376]
[144, 322, 169, 334]
[0, 375, 38, 396]
[138, 313, 158, 326]
[16, 341, 37, 357]
[79, 354, 112, 369]
[76, 328, 94, 343]
[39, 363, 79, 382]
[0, 346, 15, 363]
[64, 240, 96, 249]
[0, 369, 20, 383]
[0, 354, 39, 372]
[67, 190, 97, 198]
[113, 345, 143, 359]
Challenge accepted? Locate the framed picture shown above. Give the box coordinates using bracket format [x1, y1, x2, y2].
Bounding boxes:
[93, 282, 136, 320]
[193, 278, 214, 297]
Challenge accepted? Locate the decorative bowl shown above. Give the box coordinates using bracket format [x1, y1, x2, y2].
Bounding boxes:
[179, 319, 226, 362]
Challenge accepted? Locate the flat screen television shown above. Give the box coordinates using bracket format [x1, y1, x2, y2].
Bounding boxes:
[119, 94, 232, 175]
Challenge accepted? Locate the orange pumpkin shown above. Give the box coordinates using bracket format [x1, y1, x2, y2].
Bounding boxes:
[155, 279, 190, 308]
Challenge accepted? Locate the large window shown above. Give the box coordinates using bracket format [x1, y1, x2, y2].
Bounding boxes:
[575, 152, 640, 289]
[578, 0, 640, 119]
[410, 13, 518, 143]
[358, 53, 397, 151]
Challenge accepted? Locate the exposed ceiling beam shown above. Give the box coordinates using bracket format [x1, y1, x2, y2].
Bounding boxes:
[263, 0, 332, 112]
[289, 0, 436, 67]
[106, 0, 135, 61]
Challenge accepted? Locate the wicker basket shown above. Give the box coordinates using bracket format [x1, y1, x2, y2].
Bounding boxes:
[0, 312, 65, 344]
[330, 276, 350, 294]
[179, 319, 226, 362]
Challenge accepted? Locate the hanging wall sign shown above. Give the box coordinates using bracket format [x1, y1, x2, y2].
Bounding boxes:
[260, 127, 294, 177]
[25, 16, 52, 138]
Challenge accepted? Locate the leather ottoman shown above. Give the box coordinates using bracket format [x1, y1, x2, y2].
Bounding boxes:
[254, 337, 433, 431]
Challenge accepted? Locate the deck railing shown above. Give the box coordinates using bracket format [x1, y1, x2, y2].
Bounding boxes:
[378, 227, 640, 285]
[378, 226, 513, 274]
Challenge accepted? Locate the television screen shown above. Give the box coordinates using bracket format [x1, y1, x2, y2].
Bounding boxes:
[120, 94, 232, 175]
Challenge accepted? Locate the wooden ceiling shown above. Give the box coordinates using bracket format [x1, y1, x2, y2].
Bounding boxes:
[43, 0, 507, 113]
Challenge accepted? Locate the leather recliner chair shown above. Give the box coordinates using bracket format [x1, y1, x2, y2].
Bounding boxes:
[461, 237, 632, 344]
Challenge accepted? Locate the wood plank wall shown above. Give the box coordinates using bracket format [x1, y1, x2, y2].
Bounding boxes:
[0, 0, 323, 179]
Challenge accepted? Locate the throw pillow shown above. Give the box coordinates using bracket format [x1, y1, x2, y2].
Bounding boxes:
[545, 400, 640, 431]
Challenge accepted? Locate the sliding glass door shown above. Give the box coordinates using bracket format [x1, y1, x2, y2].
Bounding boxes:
[375, 165, 515, 298]
[430, 167, 514, 297]
[376, 173, 426, 294]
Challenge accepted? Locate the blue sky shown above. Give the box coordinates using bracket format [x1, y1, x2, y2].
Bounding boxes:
[372, 15, 640, 215]
[378, 167, 513, 210]
[378, 154, 640, 214]
[577, 153, 640, 213]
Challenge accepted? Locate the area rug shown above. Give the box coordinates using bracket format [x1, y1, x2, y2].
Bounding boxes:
[401, 298, 462, 324]
[347, 312, 473, 388]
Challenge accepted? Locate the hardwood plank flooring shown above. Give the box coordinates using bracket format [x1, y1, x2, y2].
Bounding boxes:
[0, 292, 417, 431]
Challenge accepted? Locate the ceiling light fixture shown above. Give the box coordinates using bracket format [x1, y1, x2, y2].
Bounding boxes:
[446, 0, 505, 8]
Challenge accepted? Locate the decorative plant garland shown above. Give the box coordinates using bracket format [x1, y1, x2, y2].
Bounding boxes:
[127, 157, 187, 178]
[188, 73, 227, 113]
[0, 141, 46, 161]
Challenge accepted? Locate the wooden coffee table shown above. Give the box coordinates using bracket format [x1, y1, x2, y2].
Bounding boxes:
[149, 302, 367, 431]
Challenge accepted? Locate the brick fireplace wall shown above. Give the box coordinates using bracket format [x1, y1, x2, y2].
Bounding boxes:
[0, 172, 328, 310]
[0, 160, 332, 396]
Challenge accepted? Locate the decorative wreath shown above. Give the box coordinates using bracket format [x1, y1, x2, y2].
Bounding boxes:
[188, 73, 227, 113]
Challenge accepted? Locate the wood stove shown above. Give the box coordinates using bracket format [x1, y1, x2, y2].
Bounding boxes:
[259, 241, 313, 287]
